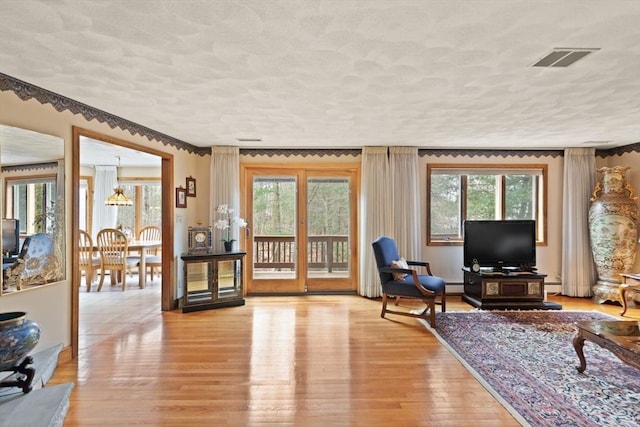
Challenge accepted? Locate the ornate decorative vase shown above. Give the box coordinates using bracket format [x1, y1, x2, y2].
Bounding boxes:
[0, 311, 41, 371]
[589, 166, 639, 303]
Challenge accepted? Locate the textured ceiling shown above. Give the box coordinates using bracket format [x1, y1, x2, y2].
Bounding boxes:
[1, 0, 639, 150]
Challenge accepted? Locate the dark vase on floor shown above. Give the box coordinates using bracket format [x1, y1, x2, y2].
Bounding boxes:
[0, 311, 41, 371]
[223, 240, 234, 252]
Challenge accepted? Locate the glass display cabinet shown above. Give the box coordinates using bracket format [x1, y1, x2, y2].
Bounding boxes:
[180, 251, 245, 312]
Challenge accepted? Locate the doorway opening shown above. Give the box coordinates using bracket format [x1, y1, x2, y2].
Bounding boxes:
[71, 127, 174, 358]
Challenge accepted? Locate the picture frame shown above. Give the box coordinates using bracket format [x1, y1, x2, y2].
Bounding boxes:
[186, 176, 196, 197]
[176, 187, 187, 208]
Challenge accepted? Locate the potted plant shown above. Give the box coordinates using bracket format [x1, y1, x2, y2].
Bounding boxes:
[214, 204, 247, 252]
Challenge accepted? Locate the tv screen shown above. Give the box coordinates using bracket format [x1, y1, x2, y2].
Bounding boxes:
[463, 220, 536, 269]
[2, 219, 20, 256]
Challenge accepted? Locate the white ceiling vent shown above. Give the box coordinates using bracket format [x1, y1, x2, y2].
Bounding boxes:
[532, 48, 600, 67]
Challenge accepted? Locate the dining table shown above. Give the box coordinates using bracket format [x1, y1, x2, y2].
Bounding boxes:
[127, 239, 163, 289]
[88, 239, 162, 289]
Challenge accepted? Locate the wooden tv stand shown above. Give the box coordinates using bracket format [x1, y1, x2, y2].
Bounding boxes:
[462, 268, 562, 310]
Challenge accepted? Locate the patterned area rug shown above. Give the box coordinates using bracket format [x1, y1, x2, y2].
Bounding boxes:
[420, 311, 640, 427]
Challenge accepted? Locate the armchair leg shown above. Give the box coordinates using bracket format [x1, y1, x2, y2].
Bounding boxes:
[429, 300, 436, 328]
[381, 293, 388, 318]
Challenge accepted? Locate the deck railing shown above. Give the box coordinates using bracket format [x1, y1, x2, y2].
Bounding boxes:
[253, 235, 348, 271]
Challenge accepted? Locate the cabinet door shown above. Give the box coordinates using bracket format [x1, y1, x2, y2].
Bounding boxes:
[217, 258, 242, 299]
[185, 261, 212, 305]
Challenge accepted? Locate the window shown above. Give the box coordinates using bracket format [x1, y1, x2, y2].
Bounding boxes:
[4, 175, 57, 234]
[427, 164, 547, 245]
[79, 179, 161, 236]
[115, 181, 161, 232]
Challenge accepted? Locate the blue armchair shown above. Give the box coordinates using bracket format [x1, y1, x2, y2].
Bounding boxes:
[372, 236, 446, 328]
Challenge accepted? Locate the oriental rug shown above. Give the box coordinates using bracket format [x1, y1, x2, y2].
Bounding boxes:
[420, 311, 640, 427]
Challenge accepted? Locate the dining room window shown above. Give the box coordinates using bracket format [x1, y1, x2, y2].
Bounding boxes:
[115, 181, 161, 233]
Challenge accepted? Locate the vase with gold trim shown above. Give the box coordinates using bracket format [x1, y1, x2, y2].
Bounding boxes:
[588, 166, 639, 304]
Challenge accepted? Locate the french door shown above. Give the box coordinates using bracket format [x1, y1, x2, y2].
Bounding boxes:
[242, 165, 359, 294]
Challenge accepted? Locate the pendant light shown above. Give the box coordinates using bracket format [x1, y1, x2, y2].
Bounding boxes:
[105, 157, 133, 206]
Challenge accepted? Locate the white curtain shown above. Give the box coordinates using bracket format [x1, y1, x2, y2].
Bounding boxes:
[389, 147, 421, 260]
[359, 147, 392, 297]
[92, 165, 118, 239]
[210, 146, 240, 252]
[561, 148, 596, 296]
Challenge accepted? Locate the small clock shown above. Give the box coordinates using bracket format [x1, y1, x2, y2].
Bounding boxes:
[188, 226, 212, 253]
[471, 259, 481, 273]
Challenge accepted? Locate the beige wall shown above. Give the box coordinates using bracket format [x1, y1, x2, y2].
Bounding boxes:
[2, 86, 639, 354]
[420, 153, 565, 290]
[0, 89, 205, 351]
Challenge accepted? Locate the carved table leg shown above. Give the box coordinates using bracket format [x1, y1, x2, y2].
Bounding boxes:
[620, 284, 629, 316]
[573, 332, 587, 373]
[0, 356, 36, 393]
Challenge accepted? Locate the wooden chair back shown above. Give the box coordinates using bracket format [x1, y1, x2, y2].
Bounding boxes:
[138, 225, 162, 280]
[138, 225, 161, 254]
[96, 228, 136, 291]
[79, 230, 100, 291]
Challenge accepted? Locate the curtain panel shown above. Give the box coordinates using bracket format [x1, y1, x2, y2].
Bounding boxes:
[92, 165, 118, 239]
[210, 146, 241, 253]
[389, 146, 421, 261]
[561, 148, 596, 296]
[359, 147, 392, 297]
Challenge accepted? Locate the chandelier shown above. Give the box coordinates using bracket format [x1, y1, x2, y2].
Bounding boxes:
[104, 156, 133, 206]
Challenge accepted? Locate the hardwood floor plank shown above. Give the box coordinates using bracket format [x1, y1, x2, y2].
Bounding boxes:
[49, 287, 634, 426]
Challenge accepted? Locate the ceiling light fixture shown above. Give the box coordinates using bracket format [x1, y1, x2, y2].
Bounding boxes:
[532, 48, 600, 68]
[105, 156, 133, 206]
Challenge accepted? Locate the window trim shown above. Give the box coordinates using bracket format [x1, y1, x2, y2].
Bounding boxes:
[4, 173, 58, 235]
[427, 163, 548, 246]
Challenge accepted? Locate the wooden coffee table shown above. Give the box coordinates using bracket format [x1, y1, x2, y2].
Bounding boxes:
[573, 321, 640, 373]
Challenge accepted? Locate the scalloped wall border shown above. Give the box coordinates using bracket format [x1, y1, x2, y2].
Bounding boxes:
[240, 148, 361, 157]
[1, 73, 637, 159]
[596, 142, 640, 158]
[1, 162, 58, 173]
[0, 73, 209, 157]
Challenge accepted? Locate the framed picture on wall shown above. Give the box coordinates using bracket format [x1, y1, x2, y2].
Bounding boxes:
[176, 187, 187, 208]
[186, 176, 196, 197]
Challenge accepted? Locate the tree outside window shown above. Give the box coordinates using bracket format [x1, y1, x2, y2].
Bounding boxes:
[428, 164, 546, 244]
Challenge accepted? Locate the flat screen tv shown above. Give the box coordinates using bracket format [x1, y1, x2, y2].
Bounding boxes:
[463, 220, 536, 270]
[2, 218, 20, 256]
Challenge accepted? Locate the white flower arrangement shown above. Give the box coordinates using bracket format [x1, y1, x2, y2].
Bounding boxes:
[214, 204, 247, 243]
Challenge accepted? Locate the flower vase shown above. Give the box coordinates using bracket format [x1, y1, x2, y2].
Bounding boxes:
[224, 241, 234, 252]
[588, 166, 639, 304]
[0, 312, 41, 371]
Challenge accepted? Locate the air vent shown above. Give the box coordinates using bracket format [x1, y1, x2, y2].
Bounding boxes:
[236, 138, 262, 142]
[532, 48, 599, 67]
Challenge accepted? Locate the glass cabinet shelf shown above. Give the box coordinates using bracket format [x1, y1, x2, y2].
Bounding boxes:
[180, 251, 245, 312]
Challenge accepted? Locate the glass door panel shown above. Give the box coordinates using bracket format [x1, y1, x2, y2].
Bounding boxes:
[305, 172, 356, 292]
[248, 173, 303, 293]
[306, 177, 350, 279]
[244, 166, 358, 294]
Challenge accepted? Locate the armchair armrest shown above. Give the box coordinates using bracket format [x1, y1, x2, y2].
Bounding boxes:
[405, 260, 433, 276]
[379, 266, 436, 296]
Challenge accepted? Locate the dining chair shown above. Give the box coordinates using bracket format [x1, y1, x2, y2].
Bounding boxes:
[79, 230, 101, 292]
[96, 228, 139, 291]
[138, 225, 162, 281]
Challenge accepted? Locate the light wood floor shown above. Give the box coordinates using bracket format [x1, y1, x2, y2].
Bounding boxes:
[50, 282, 636, 426]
